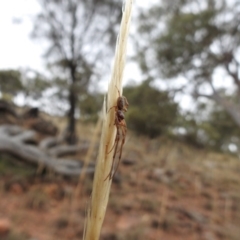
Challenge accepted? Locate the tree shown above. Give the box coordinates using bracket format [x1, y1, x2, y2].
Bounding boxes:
[0, 70, 23, 100]
[78, 92, 103, 122]
[203, 103, 240, 152]
[123, 80, 178, 138]
[176, 101, 240, 153]
[0, 69, 50, 104]
[135, 0, 240, 129]
[32, 0, 122, 144]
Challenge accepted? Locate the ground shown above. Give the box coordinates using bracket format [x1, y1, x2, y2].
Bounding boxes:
[0, 120, 240, 240]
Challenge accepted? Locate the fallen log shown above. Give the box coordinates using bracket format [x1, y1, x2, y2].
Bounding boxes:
[39, 136, 63, 150]
[48, 144, 89, 157]
[0, 125, 94, 176]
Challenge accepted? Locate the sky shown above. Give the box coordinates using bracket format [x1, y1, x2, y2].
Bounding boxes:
[0, 0, 156, 88]
[0, 0, 44, 71]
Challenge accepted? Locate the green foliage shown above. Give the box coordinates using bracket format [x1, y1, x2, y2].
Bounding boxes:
[0, 68, 51, 103]
[124, 80, 178, 138]
[0, 70, 23, 97]
[176, 114, 204, 148]
[155, 9, 220, 78]
[22, 72, 51, 100]
[178, 102, 240, 152]
[79, 92, 103, 122]
[202, 105, 240, 152]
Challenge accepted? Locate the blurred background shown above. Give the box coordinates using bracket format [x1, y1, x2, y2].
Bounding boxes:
[0, 0, 240, 239]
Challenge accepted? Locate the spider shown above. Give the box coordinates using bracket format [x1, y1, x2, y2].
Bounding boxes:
[105, 90, 129, 180]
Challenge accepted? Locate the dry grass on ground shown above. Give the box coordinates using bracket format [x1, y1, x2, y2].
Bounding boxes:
[0, 120, 240, 240]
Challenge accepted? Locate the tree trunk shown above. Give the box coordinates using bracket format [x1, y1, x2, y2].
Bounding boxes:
[66, 64, 77, 144]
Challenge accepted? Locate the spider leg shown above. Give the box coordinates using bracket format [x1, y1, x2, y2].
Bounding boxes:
[104, 121, 121, 180]
[107, 130, 117, 154]
[111, 121, 127, 179]
[115, 121, 127, 154]
[107, 105, 117, 113]
[107, 122, 126, 154]
[115, 85, 121, 98]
